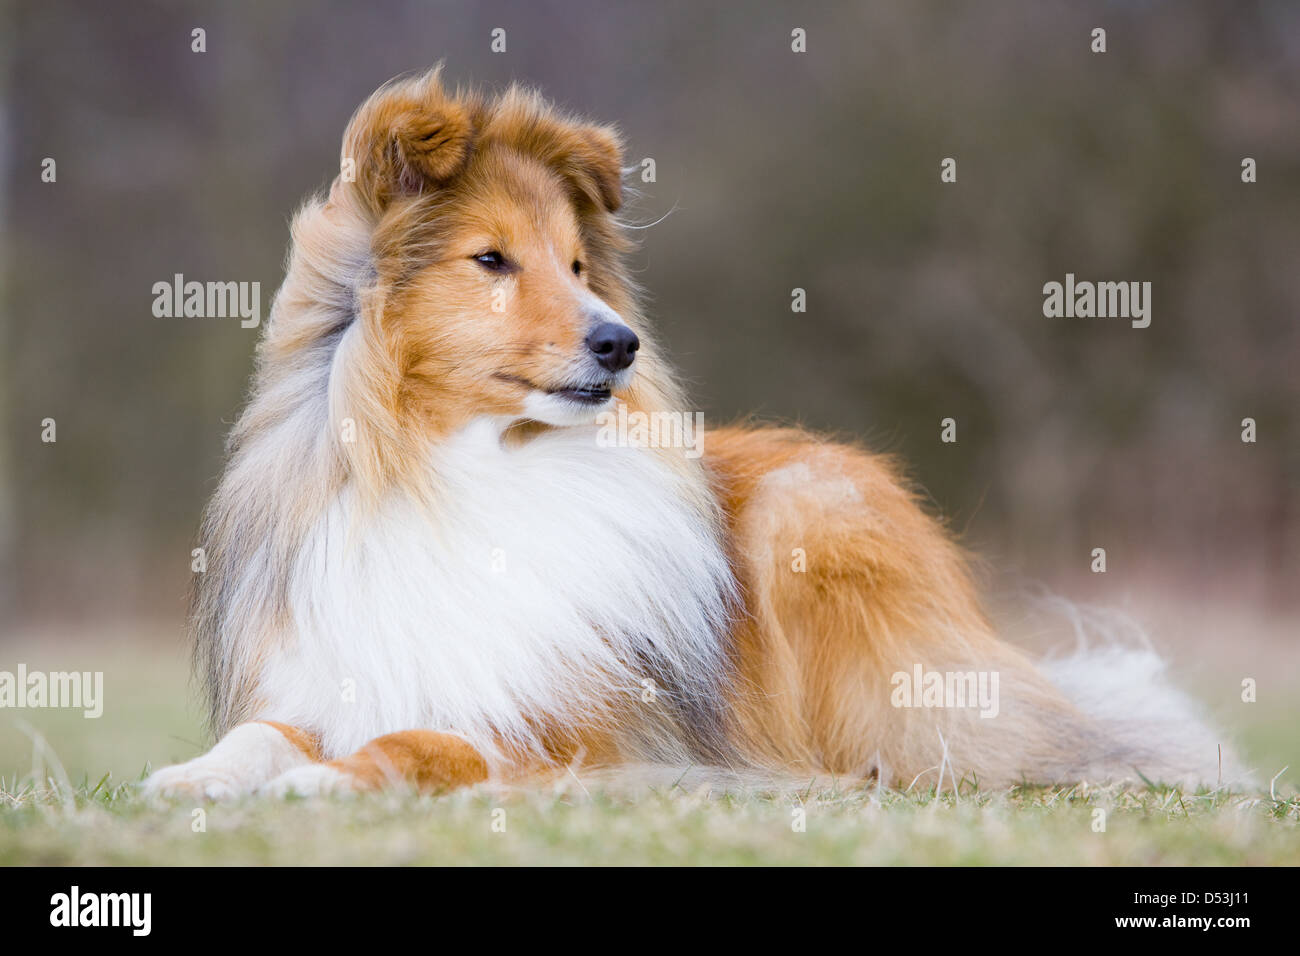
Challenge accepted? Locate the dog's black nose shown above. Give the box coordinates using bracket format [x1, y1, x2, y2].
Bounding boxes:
[586, 322, 639, 371]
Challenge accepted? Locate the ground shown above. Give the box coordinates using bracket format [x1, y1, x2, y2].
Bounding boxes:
[1, 606, 1296, 866]
[3, 777, 1299, 866]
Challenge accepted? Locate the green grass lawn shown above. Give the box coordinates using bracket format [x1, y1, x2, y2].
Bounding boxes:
[2, 778, 1298, 866]
[1, 625, 1297, 866]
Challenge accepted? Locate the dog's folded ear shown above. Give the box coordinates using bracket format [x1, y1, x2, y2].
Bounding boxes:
[526, 120, 625, 214]
[336, 70, 625, 218]
[482, 87, 625, 215]
[339, 69, 473, 214]
[558, 123, 624, 214]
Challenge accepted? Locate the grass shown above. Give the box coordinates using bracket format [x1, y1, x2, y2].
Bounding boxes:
[0, 624, 1297, 865]
[1, 776, 1297, 866]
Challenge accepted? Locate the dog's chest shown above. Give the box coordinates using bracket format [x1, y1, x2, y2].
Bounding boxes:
[260, 421, 733, 760]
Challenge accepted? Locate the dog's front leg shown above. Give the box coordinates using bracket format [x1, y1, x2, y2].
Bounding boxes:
[142, 721, 319, 801]
[264, 730, 489, 797]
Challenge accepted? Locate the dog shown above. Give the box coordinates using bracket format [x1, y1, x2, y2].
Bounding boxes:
[144, 68, 1230, 799]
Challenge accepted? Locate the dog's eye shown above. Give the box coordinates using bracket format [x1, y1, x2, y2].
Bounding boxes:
[572, 260, 582, 276]
[473, 251, 509, 272]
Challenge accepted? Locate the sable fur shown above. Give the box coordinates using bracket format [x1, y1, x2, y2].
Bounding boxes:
[148, 67, 1236, 800]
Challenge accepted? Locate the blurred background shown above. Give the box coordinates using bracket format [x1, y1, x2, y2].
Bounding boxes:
[0, 0, 1296, 785]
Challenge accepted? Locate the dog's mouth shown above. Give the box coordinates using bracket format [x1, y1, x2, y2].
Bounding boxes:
[494, 371, 615, 405]
[549, 383, 612, 404]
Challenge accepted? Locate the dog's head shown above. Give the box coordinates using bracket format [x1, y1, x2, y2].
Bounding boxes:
[332, 68, 650, 434]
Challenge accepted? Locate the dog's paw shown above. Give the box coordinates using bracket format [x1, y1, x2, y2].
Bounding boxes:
[141, 761, 248, 802]
[262, 764, 356, 799]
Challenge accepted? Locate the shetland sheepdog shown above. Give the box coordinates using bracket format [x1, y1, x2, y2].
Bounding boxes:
[144, 68, 1232, 800]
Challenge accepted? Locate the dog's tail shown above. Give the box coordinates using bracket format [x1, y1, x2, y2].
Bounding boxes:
[1040, 645, 1232, 787]
[798, 595, 1247, 793]
[1011, 600, 1246, 790]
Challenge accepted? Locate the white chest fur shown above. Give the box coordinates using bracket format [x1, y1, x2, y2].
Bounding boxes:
[258, 418, 735, 766]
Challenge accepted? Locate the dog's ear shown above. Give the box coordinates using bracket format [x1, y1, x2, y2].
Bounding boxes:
[339, 70, 473, 214]
[557, 123, 624, 214]
[487, 89, 625, 215]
